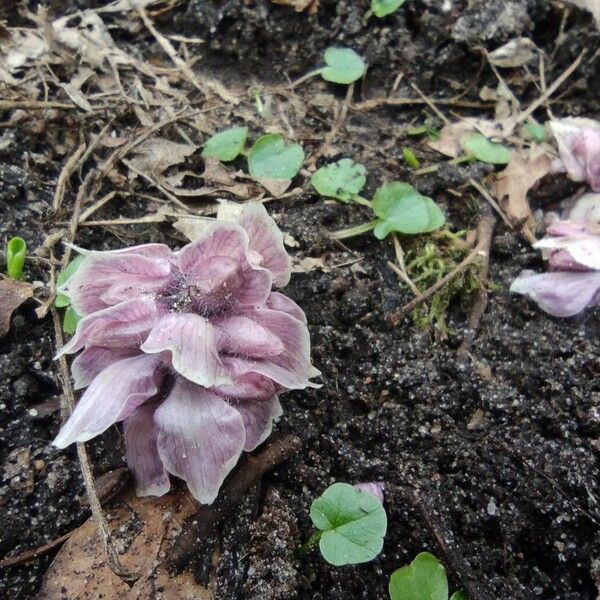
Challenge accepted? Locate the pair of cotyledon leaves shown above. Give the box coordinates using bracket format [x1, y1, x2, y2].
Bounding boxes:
[202, 127, 304, 180]
[310, 158, 445, 238]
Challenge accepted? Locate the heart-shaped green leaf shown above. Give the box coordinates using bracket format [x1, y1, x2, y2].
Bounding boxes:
[247, 133, 304, 180]
[310, 482, 387, 566]
[389, 552, 449, 600]
[202, 126, 248, 162]
[62, 306, 81, 335]
[371, 0, 407, 17]
[320, 47, 365, 84]
[310, 158, 367, 202]
[461, 133, 511, 164]
[371, 182, 445, 239]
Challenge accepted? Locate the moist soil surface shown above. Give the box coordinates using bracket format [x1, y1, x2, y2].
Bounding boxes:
[1, 1, 599, 599]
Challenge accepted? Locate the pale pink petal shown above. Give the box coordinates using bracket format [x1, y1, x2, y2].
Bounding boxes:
[223, 308, 320, 389]
[566, 193, 600, 224]
[510, 270, 600, 317]
[236, 203, 291, 287]
[550, 118, 600, 191]
[355, 482, 385, 503]
[215, 315, 284, 357]
[177, 222, 272, 308]
[71, 346, 139, 389]
[53, 354, 162, 448]
[124, 403, 170, 497]
[58, 298, 160, 357]
[154, 378, 245, 504]
[141, 313, 228, 387]
[537, 220, 600, 271]
[266, 291, 307, 324]
[60, 252, 172, 315]
[231, 396, 283, 452]
[108, 243, 174, 260]
[213, 371, 277, 401]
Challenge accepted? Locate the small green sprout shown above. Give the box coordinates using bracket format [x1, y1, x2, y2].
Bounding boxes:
[299, 482, 387, 566]
[202, 126, 248, 162]
[56, 255, 84, 334]
[371, 182, 445, 239]
[369, 0, 407, 18]
[407, 121, 441, 140]
[247, 133, 304, 180]
[522, 121, 546, 143]
[402, 147, 420, 169]
[461, 133, 511, 165]
[6, 236, 26, 280]
[310, 158, 368, 204]
[299, 48, 365, 86]
[389, 552, 467, 600]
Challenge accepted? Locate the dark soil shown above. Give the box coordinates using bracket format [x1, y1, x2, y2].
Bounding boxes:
[1, 1, 599, 599]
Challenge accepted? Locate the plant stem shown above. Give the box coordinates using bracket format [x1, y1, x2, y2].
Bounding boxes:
[330, 219, 379, 240]
[289, 68, 324, 89]
[352, 194, 372, 207]
[363, 8, 373, 19]
[414, 155, 472, 176]
[297, 531, 322, 557]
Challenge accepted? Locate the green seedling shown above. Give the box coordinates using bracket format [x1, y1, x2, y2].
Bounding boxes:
[55, 254, 84, 334]
[461, 133, 511, 165]
[389, 552, 467, 600]
[6, 236, 26, 280]
[367, 0, 407, 18]
[402, 147, 420, 169]
[407, 122, 441, 141]
[202, 126, 248, 162]
[299, 47, 365, 86]
[299, 482, 387, 566]
[522, 121, 546, 143]
[310, 158, 369, 204]
[248, 133, 304, 180]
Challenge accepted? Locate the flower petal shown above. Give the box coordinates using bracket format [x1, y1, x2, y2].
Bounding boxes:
[154, 378, 245, 504]
[566, 193, 600, 224]
[223, 308, 320, 389]
[354, 482, 385, 503]
[60, 251, 172, 315]
[266, 291, 307, 324]
[550, 117, 600, 191]
[58, 298, 160, 357]
[177, 222, 272, 308]
[140, 313, 228, 387]
[510, 270, 600, 317]
[53, 354, 162, 448]
[236, 203, 291, 287]
[216, 315, 284, 357]
[536, 220, 600, 271]
[71, 346, 139, 389]
[231, 395, 283, 452]
[213, 371, 277, 401]
[124, 402, 170, 497]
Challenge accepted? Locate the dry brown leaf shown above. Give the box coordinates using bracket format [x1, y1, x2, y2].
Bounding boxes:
[426, 118, 508, 158]
[127, 138, 197, 177]
[291, 256, 328, 273]
[38, 486, 212, 600]
[0, 278, 34, 337]
[203, 158, 254, 198]
[271, 0, 320, 14]
[492, 147, 552, 233]
[254, 177, 292, 198]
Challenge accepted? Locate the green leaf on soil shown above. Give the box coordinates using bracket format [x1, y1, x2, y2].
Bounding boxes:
[450, 592, 468, 600]
[371, 0, 407, 17]
[522, 122, 546, 143]
[202, 126, 248, 162]
[402, 148, 420, 169]
[63, 306, 81, 335]
[310, 482, 387, 566]
[247, 133, 304, 180]
[6, 236, 27, 280]
[461, 133, 511, 165]
[320, 47, 365, 84]
[371, 182, 445, 239]
[310, 158, 367, 202]
[55, 254, 85, 308]
[389, 552, 449, 600]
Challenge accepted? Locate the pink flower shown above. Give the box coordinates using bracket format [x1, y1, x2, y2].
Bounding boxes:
[511, 195, 600, 318]
[550, 118, 600, 192]
[53, 204, 319, 504]
[354, 482, 385, 503]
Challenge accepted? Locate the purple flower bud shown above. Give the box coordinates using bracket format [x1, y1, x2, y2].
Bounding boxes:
[53, 203, 319, 504]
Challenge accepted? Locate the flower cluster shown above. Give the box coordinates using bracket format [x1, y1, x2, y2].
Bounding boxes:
[54, 203, 319, 503]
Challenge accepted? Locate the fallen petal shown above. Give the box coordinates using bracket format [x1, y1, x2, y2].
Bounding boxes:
[124, 402, 170, 497]
[510, 270, 600, 317]
[535, 226, 600, 271]
[155, 378, 246, 504]
[53, 354, 162, 448]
